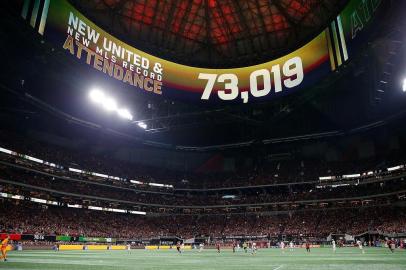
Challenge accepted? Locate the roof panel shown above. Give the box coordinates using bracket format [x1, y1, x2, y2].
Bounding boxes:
[69, 0, 349, 67]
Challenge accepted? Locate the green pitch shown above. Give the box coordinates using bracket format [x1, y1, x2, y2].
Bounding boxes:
[3, 248, 406, 270]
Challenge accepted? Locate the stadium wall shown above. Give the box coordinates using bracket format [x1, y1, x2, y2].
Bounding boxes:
[59, 245, 126, 251]
[145, 245, 192, 250]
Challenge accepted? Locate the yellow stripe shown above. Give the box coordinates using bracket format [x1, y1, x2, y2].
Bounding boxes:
[59, 245, 83, 250]
[87, 245, 108, 250]
[325, 28, 336, 71]
[59, 245, 127, 250]
[110, 245, 126, 250]
[331, 22, 342, 66]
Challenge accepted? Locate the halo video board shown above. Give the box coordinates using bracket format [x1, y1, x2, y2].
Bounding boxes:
[23, 0, 383, 103]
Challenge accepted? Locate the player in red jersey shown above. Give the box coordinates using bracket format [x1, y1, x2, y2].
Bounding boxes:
[216, 242, 221, 253]
[305, 241, 311, 252]
[176, 241, 181, 253]
[387, 239, 395, 253]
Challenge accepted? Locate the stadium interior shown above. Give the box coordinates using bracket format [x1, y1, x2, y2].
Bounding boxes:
[0, 0, 406, 269]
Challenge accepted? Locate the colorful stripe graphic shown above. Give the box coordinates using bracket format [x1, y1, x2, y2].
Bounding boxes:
[326, 15, 350, 71]
[21, 0, 384, 103]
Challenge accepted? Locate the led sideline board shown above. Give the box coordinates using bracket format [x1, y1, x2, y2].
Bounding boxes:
[24, 0, 383, 104]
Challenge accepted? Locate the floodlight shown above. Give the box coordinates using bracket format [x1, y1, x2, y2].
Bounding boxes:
[138, 122, 147, 129]
[89, 89, 105, 103]
[118, 108, 133, 121]
[403, 78, 406, 92]
[102, 97, 117, 111]
[88, 89, 136, 123]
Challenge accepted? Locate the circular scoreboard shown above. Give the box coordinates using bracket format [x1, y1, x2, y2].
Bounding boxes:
[27, 0, 384, 104]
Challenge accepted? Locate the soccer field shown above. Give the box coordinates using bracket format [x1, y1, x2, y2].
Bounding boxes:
[2, 248, 406, 270]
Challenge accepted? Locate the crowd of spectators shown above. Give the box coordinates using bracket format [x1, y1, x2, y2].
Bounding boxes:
[0, 200, 405, 239]
[1, 130, 406, 241]
[1, 161, 405, 208]
[0, 157, 406, 206]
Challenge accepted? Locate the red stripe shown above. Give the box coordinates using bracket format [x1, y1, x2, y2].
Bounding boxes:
[0, 233, 21, 240]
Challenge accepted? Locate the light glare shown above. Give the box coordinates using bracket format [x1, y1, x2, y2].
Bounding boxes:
[88, 89, 137, 124]
[89, 89, 105, 103]
[138, 122, 147, 129]
[118, 108, 133, 121]
[403, 78, 406, 92]
[103, 97, 117, 111]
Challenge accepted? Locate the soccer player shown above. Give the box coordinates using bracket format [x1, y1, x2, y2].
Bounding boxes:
[216, 242, 221, 253]
[1, 235, 10, 262]
[356, 240, 365, 254]
[305, 241, 310, 252]
[251, 242, 257, 255]
[232, 242, 236, 253]
[199, 243, 204, 252]
[176, 241, 182, 254]
[126, 243, 131, 254]
[280, 241, 285, 253]
[387, 239, 395, 253]
[332, 239, 336, 253]
[243, 242, 248, 253]
[390, 240, 396, 252]
[289, 241, 294, 252]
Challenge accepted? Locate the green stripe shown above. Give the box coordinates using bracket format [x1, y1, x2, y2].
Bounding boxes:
[30, 0, 41, 28]
[21, 0, 31, 19]
[337, 15, 349, 61]
[38, 0, 50, 35]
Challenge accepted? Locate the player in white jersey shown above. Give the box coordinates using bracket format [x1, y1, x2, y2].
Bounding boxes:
[332, 240, 336, 253]
[280, 241, 285, 253]
[126, 243, 131, 254]
[199, 243, 204, 252]
[289, 241, 294, 251]
[356, 240, 365, 254]
[251, 242, 257, 255]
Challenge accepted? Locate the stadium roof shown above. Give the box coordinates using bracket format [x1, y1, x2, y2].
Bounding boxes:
[0, 1, 405, 148]
[69, 0, 348, 68]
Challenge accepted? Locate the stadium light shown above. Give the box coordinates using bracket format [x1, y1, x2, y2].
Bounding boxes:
[102, 97, 117, 111]
[88, 89, 135, 123]
[89, 89, 105, 104]
[403, 78, 406, 92]
[138, 122, 147, 129]
[117, 108, 133, 121]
